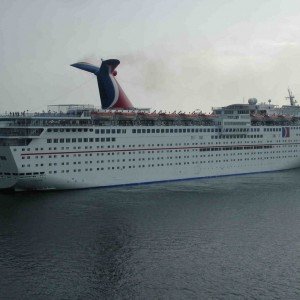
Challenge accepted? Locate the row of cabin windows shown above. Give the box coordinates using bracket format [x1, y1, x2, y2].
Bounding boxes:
[264, 128, 282, 132]
[48, 128, 92, 133]
[20, 140, 298, 158]
[30, 148, 298, 167]
[26, 149, 297, 169]
[20, 150, 300, 170]
[47, 128, 127, 134]
[46, 127, 253, 134]
[45, 133, 291, 145]
[0, 172, 45, 176]
[47, 137, 116, 143]
[21, 145, 276, 163]
[46, 127, 300, 134]
[23, 144, 300, 162]
[212, 135, 264, 139]
[42, 127, 299, 136]
[131, 128, 263, 134]
[132, 128, 222, 134]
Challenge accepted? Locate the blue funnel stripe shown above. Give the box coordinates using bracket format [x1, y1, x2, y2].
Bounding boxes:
[71, 59, 133, 109]
[70, 62, 99, 74]
[97, 63, 119, 108]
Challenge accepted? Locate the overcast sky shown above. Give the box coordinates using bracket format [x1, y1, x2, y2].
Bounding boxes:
[1, 0, 300, 113]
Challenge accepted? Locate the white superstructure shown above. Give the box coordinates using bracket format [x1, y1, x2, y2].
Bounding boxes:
[1, 100, 300, 191]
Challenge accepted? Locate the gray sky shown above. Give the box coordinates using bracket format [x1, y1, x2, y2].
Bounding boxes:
[1, 0, 300, 113]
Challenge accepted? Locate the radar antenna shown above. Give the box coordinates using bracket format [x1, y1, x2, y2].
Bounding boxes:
[286, 88, 297, 106]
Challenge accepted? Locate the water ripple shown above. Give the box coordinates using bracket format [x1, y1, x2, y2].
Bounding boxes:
[1, 169, 300, 299]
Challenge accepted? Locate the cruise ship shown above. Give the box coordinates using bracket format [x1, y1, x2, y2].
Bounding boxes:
[1, 58, 300, 191]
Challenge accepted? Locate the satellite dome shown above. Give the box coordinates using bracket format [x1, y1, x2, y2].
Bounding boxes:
[248, 98, 257, 105]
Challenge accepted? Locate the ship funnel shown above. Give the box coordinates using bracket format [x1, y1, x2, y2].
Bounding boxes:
[71, 59, 134, 109]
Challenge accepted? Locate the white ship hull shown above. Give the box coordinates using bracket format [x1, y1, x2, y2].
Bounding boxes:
[1, 124, 300, 191]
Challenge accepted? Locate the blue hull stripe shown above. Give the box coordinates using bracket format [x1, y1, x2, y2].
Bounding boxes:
[87, 167, 295, 191]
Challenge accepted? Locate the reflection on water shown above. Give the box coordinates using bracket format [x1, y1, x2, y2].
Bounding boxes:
[1, 169, 300, 299]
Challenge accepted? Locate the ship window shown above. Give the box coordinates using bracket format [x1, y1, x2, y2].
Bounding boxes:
[66, 139, 70, 143]
[47, 129, 52, 132]
[112, 129, 115, 134]
[156, 129, 160, 133]
[78, 138, 82, 142]
[72, 129, 76, 132]
[183, 129, 186, 133]
[179, 129, 182, 133]
[142, 129, 146, 133]
[84, 129, 88, 132]
[60, 138, 64, 143]
[84, 138, 88, 142]
[54, 139, 58, 143]
[47, 139, 52, 143]
[112, 138, 116, 142]
[137, 129, 141, 133]
[170, 129, 173, 133]
[132, 129, 136, 133]
[147, 129, 150, 133]
[101, 129, 105, 134]
[106, 129, 110, 134]
[106, 138, 110, 142]
[89, 129, 93, 132]
[78, 129, 82, 132]
[89, 138, 94, 142]
[66, 129, 70, 132]
[117, 129, 121, 134]
[96, 138, 99, 142]
[101, 138, 105, 142]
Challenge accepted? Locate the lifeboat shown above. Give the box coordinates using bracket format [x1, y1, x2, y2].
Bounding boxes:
[91, 111, 114, 120]
[178, 113, 198, 121]
[114, 111, 137, 120]
[159, 113, 178, 121]
[137, 112, 159, 120]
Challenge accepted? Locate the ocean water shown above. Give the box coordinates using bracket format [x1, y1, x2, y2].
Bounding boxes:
[1, 170, 300, 299]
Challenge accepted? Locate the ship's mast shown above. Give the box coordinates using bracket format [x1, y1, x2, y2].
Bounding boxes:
[286, 88, 297, 106]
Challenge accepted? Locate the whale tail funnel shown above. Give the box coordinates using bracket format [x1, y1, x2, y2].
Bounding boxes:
[71, 59, 134, 109]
